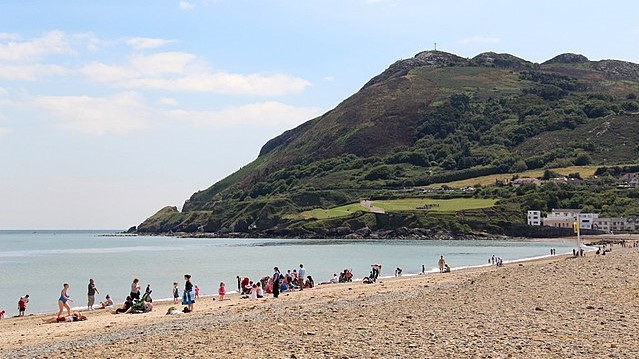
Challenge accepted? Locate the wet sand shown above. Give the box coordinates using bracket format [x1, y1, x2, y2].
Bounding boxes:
[1, 243, 638, 358]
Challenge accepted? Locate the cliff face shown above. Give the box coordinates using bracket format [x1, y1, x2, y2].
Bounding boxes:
[138, 50, 639, 235]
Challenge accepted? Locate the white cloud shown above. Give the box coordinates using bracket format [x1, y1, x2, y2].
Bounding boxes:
[125, 72, 311, 96]
[0, 33, 20, 41]
[179, 1, 195, 10]
[126, 37, 175, 50]
[0, 64, 68, 81]
[323, 75, 335, 82]
[0, 31, 74, 62]
[0, 127, 11, 136]
[0, 87, 8, 96]
[81, 52, 311, 96]
[458, 36, 501, 45]
[34, 92, 150, 135]
[159, 97, 179, 106]
[74, 32, 103, 51]
[168, 101, 322, 128]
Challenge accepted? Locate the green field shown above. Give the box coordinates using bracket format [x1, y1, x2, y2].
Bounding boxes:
[372, 198, 497, 212]
[296, 197, 497, 220]
[426, 165, 601, 189]
[297, 203, 369, 220]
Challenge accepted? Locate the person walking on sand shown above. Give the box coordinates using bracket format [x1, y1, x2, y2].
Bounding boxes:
[57, 283, 73, 318]
[194, 285, 200, 299]
[438, 256, 446, 273]
[298, 264, 306, 291]
[87, 278, 99, 311]
[130, 278, 141, 300]
[182, 274, 195, 312]
[18, 294, 29, 316]
[272, 267, 281, 298]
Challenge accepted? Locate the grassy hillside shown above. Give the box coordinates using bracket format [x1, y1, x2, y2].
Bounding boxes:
[138, 51, 639, 236]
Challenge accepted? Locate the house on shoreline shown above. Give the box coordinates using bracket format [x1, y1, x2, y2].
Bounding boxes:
[527, 208, 636, 233]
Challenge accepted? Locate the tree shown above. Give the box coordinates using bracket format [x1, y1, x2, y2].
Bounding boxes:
[510, 160, 528, 173]
[574, 152, 592, 166]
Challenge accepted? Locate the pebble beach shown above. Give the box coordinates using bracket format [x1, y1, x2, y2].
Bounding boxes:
[2, 243, 638, 359]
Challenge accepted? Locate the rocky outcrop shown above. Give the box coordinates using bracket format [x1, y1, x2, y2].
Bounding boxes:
[362, 51, 469, 89]
[594, 60, 639, 80]
[471, 52, 533, 69]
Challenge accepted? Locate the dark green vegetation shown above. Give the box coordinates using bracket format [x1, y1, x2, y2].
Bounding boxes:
[137, 51, 639, 238]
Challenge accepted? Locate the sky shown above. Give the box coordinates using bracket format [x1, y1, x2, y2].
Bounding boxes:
[0, 0, 638, 229]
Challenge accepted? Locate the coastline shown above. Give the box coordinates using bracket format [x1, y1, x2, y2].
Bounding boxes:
[3, 241, 637, 358]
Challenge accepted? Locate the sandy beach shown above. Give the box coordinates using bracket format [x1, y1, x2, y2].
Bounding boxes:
[1, 242, 638, 359]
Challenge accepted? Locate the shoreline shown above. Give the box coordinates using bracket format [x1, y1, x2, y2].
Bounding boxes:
[3, 244, 629, 358]
[0, 237, 602, 319]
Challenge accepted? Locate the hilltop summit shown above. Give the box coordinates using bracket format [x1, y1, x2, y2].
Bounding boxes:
[543, 53, 589, 64]
[363, 50, 469, 88]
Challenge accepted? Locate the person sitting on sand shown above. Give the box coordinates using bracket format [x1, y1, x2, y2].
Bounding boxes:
[443, 264, 451, 273]
[0, 309, 4, 319]
[330, 274, 339, 284]
[240, 277, 250, 295]
[99, 294, 113, 309]
[256, 282, 264, 298]
[114, 296, 134, 314]
[42, 311, 87, 324]
[305, 276, 315, 289]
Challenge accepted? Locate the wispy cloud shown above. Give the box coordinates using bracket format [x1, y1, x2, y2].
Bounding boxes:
[179, 1, 195, 10]
[0, 127, 11, 136]
[126, 37, 175, 50]
[0, 64, 68, 81]
[458, 36, 501, 45]
[33, 92, 150, 135]
[81, 52, 311, 96]
[0, 31, 74, 62]
[168, 101, 322, 128]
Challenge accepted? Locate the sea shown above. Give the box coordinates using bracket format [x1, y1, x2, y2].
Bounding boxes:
[0, 230, 578, 316]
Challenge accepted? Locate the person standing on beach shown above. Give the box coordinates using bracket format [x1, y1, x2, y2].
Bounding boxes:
[172, 282, 179, 304]
[438, 256, 446, 273]
[57, 283, 73, 318]
[272, 267, 281, 298]
[298, 264, 306, 291]
[87, 279, 99, 311]
[18, 294, 29, 316]
[218, 282, 226, 301]
[130, 278, 141, 301]
[182, 274, 195, 312]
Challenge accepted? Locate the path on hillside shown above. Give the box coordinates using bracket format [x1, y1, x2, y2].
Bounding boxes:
[360, 199, 385, 214]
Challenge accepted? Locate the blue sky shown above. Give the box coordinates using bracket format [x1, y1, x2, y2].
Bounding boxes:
[1, 0, 638, 229]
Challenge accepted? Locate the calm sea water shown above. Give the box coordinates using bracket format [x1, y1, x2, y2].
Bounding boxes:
[0, 230, 577, 316]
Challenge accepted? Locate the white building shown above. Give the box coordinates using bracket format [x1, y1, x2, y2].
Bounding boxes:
[527, 210, 542, 226]
[544, 209, 599, 230]
[578, 213, 599, 230]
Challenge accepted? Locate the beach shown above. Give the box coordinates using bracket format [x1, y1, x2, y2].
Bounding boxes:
[2, 242, 638, 359]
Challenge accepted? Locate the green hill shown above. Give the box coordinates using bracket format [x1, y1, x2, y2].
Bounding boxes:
[137, 51, 639, 237]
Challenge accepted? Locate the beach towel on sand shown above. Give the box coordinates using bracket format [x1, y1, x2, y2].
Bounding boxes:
[182, 289, 195, 305]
